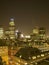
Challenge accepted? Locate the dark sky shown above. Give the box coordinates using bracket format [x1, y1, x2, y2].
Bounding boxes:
[0, 0, 49, 35]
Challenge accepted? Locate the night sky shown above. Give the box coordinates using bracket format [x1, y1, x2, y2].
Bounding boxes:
[0, 0, 49, 35]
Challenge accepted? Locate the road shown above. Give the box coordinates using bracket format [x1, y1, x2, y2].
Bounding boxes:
[9, 52, 49, 65]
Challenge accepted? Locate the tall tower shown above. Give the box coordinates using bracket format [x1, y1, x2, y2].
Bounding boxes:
[9, 18, 15, 39]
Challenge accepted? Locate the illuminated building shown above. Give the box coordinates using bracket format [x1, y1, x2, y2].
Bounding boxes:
[0, 27, 4, 39]
[39, 27, 46, 39]
[4, 30, 10, 40]
[30, 27, 46, 46]
[9, 18, 15, 39]
[32, 27, 39, 35]
[31, 27, 39, 45]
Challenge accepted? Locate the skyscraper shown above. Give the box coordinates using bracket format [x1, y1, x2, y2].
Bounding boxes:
[9, 18, 15, 39]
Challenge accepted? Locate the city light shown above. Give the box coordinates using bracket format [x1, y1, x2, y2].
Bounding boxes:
[9, 21, 15, 26]
[24, 63, 28, 65]
[15, 30, 19, 36]
[10, 18, 14, 21]
[25, 35, 31, 38]
[0, 0, 49, 65]
[32, 56, 36, 60]
[16, 30, 19, 33]
[0, 19, 49, 65]
[20, 34, 24, 38]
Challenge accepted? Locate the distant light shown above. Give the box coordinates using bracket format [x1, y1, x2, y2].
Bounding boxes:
[15, 30, 19, 36]
[10, 37, 15, 39]
[37, 55, 40, 58]
[24, 63, 28, 65]
[15, 32, 17, 36]
[32, 56, 36, 59]
[21, 34, 24, 38]
[10, 18, 14, 21]
[41, 54, 44, 57]
[25, 35, 30, 38]
[16, 30, 19, 33]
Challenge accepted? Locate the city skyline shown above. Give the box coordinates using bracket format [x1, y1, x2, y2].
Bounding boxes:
[0, 0, 49, 35]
